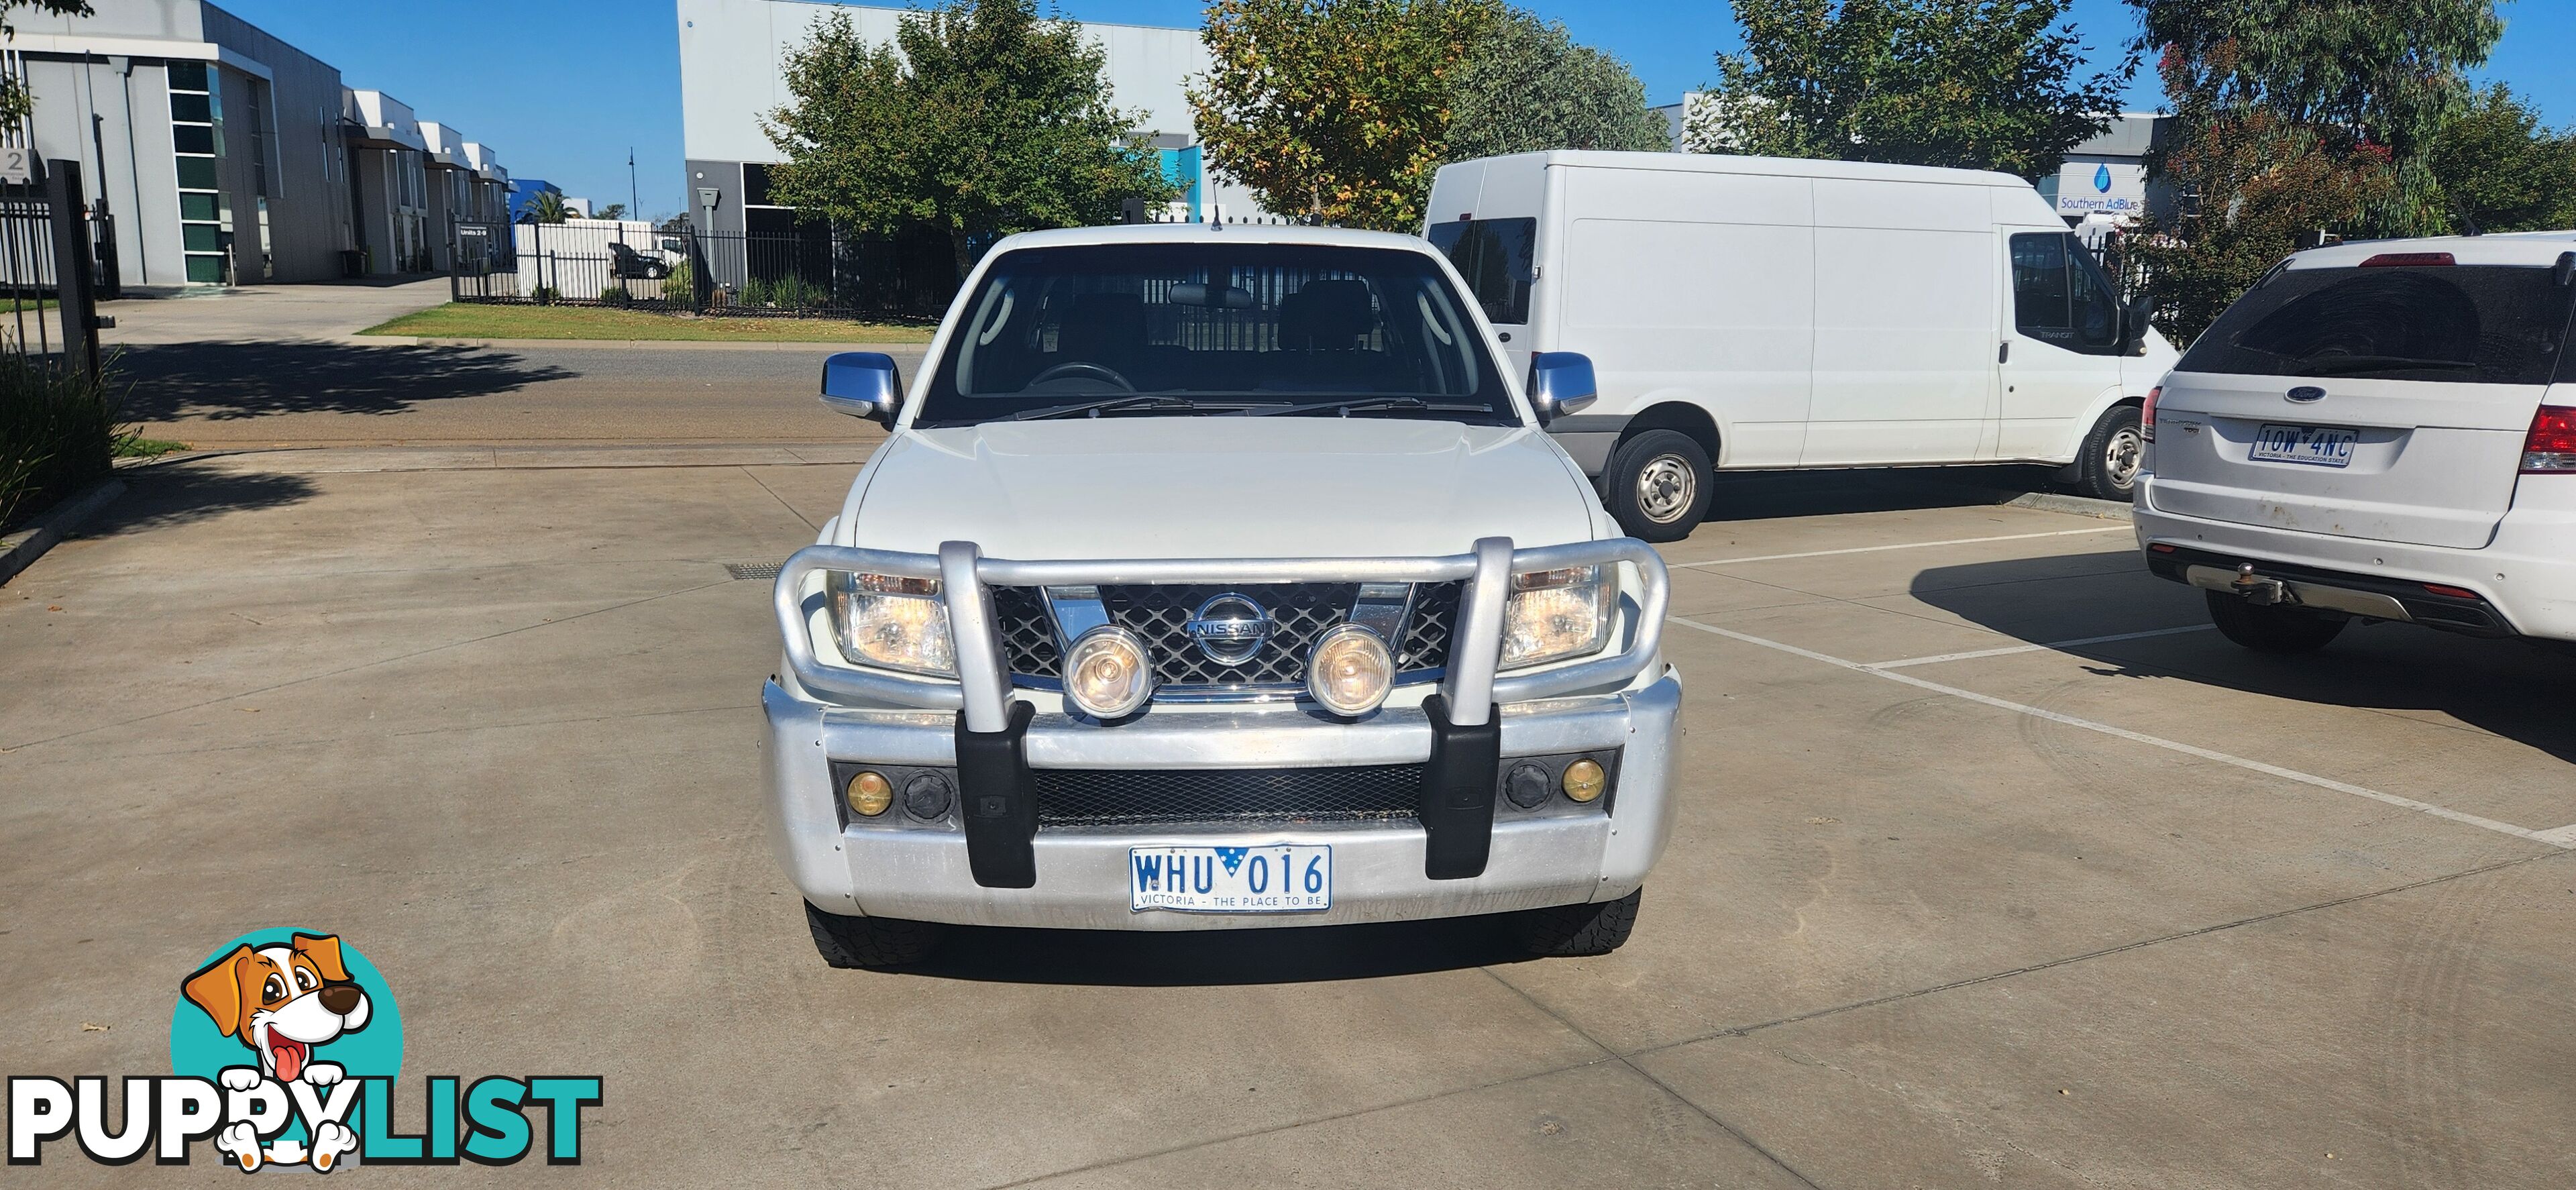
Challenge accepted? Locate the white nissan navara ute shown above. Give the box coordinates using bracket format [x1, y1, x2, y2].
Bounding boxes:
[2137, 233, 2576, 651]
[763, 224, 1679, 968]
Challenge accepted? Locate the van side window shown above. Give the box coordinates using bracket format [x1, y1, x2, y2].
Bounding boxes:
[2010, 232, 2120, 354]
[1426, 217, 1536, 325]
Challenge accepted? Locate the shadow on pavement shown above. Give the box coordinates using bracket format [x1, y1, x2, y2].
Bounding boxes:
[89, 464, 319, 535]
[1701, 465, 2060, 522]
[1912, 550, 2576, 765]
[904, 914, 1532, 986]
[110, 341, 574, 420]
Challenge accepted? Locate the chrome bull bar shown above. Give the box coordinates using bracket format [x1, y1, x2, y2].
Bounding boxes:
[772, 536, 1672, 733]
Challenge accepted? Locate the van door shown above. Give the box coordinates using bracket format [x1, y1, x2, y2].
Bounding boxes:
[2148, 259, 2573, 548]
[1424, 158, 1546, 376]
[1804, 180, 2000, 465]
[1998, 230, 2127, 460]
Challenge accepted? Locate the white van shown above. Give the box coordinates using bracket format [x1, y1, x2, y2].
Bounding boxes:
[1424, 151, 2180, 539]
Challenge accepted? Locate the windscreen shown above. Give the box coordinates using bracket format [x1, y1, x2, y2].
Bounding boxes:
[2179, 263, 2576, 384]
[917, 242, 1514, 426]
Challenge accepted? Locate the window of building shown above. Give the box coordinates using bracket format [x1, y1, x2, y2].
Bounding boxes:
[742, 162, 773, 207]
[168, 60, 228, 284]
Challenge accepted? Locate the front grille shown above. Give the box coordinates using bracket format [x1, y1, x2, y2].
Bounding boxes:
[1034, 764, 1423, 827]
[991, 581, 1462, 690]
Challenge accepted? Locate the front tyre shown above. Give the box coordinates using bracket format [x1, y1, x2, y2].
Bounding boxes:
[2076, 403, 2145, 502]
[1605, 431, 1712, 542]
[1511, 887, 1644, 957]
[2204, 591, 2347, 654]
[806, 901, 949, 969]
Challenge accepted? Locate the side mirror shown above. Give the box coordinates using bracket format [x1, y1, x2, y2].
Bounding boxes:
[820, 351, 902, 429]
[1527, 351, 1597, 426]
[2118, 294, 2155, 354]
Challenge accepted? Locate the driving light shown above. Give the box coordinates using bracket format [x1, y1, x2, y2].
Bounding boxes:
[1500, 565, 1612, 670]
[845, 769, 893, 817]
[1562, 758, 1605, 803]
[1305, 625, 1395, 716]
[1063, 626, 1155, 718]
[825, 572, 957, 676]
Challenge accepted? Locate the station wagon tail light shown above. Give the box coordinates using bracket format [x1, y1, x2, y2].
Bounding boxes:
[824, 572, 957, 676]
[2141, 386, 2160, 442]
[1499, 565, 1612, 670]
[2522, 407, 2576, 474]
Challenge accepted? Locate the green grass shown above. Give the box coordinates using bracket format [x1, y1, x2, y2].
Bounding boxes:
[358, 303, 934, 343]
[116, 437, 189, 458]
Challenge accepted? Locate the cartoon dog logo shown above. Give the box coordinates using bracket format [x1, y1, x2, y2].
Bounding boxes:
[182, 933, 369, 1171]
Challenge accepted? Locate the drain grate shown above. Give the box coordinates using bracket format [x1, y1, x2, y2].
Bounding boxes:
[724, 561, 783, 581]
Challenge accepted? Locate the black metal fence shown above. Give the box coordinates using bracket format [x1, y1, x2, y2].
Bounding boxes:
[449, 219, 959, 321]
[0, 160, 103, 378]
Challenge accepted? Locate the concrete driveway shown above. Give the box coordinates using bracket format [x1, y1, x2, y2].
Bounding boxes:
[2, 453, 2569, 1186]
[99, 280, 926, 447]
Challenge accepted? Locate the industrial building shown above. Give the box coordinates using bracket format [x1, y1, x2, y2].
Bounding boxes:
[6, 0, 512, 286]
[676, 0, 1269, 239]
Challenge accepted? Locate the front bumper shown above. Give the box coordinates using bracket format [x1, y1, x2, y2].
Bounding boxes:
[2135, 474, 2576, 640]
[762, 669, 1684, 930]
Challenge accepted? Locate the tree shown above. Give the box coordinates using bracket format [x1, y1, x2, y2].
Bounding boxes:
[2123, 38, 2395, 343]
[2428, 84, 2576, 234]
[2128, 0, 2502, 235]
[594, 202, 629, 221]
[517, 190, 570, 225]
[1444, 11, 1671, 162]
[762, 0, 1173, 280]
[0, 1, 93, 126]
[1191, 0, 1499, 231]
[1688, 0, 2123, 178]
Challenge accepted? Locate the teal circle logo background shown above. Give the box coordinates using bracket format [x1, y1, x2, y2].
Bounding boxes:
[168, 928, 405, 1087]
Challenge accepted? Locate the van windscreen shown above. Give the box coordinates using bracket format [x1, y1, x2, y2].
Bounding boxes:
[2179, 264, 2576, 384]
[1426, 218, 1536, 325]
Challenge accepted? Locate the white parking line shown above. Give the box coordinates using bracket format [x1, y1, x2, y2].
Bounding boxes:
[1868, 625, 2216, 669]
[1666, 616, 2575, 850]
[1671, 526, 2127, 570]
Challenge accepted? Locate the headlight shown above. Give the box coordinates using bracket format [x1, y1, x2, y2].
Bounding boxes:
[1499, 565, 1612, 669]
[1063, 626, 1155, 718]
[824, 572, 957, 676]
[1306, 624, 1394, 716]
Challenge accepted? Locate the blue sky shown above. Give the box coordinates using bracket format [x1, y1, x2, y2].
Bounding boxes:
[217, 0, 2576, 223]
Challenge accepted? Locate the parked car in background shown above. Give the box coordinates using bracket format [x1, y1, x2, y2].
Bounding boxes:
[2135, 232, 2576, 652]
[765, 223, 1680, 968]
[1424, 151, 2177, 539]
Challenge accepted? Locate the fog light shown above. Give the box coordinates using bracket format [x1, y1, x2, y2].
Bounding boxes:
[1505, 761, 1552, 809]
[1305, 624, 1394, 716]
[1063, 626, 1155, 719]
[1562, 758, 1605, 803]
[845, 769, 892, 817]
[904, 771, 953, 820]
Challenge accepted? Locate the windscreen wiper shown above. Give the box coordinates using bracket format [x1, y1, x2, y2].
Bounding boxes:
[1009, 394, 1197, 421]
[1236, 396, 1493, 418]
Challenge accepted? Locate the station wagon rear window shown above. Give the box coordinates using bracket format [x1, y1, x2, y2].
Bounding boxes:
[2179, 263, 2576, 384]
[919, 243, 1513, 425]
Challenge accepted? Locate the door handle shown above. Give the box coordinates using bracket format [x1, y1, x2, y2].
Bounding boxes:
[1998, 341, 2010, 364]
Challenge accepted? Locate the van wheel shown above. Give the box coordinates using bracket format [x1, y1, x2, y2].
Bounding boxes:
[2077, 404, 2145, 502]
[1606, 431, 1711, 541]
[2204, 592, 2347, 654]
[806, 901, 948, 969]
[1511, 887, 1644, 957]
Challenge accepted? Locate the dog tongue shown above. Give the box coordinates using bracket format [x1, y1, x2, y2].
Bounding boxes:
[271, 1038, 305, 1082]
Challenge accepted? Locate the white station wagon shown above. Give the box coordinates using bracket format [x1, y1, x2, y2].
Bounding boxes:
[2137, 231, 2576, 651]
[763, 223, 1680, 967]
